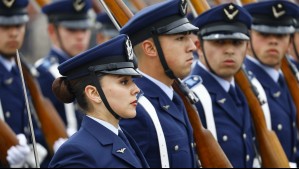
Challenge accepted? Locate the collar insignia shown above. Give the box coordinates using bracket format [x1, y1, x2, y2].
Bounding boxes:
[272, 3, 285, 18]
[163, 105, 170, 111]
[125, 37, 134, 61]
[179, 0, 188, 16]
[4, 77, 13, 85]
[273, 91, 281, 98]
[224, 4, 239, 21]
[116, 148, 126, 154]
[218, 98, 226, 104]
[73, 0, 85, 12]
[2, 0, 15, 8]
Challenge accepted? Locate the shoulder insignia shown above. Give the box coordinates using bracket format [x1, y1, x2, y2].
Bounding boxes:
[183, 75, 203, 88]
[272, 3, 285, 18]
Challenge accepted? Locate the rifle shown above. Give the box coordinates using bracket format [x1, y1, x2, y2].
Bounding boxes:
[18, 58, 68, 155]
[0, 119, 18, 167]
[100, 0, 232, 167]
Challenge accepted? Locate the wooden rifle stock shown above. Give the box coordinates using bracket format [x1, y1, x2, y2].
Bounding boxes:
[172, 81, 232, 168]
[240, 0, 257, 5]
[0, 120, 18, 167]
[281, 57, 299, 131]
[17, 58, 68, 155]
[35, 0, 50, 7]
[235, 69, 290, 168]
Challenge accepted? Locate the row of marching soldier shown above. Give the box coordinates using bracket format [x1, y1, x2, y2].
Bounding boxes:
[1, 0, 299, 168]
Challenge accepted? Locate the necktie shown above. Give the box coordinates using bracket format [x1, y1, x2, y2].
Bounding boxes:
[228, 85, 242, 106]
[278, 74, 286, 89]
[118, 129, 130, 147]
[172, 92, 185, 113]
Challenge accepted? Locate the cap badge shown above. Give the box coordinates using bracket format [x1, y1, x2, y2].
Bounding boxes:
[272, 3, 285, 18]
[224, 4, 239, 20]
[125, 38, 134, 61]
[2, 0, 15, 8]
[73, 0, 85, 12]
[179, 0, 188, 16]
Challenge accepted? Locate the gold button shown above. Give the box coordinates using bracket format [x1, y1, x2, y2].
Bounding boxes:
[277, 124, 283, 131]
[174, 145, 179, 151]
[222, 135, 228, 142]
[243, 134, 247, 139]
[191, 143, 194, 148]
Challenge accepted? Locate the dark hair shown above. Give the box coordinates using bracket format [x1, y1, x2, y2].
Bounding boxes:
[52, 75, 102, 112]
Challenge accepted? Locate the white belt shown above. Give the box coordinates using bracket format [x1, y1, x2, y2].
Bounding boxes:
[251, 77, 272, 130]
[0, 99, 4, 121]
[139, 96, 169, 168]
[191, 84, 217, 140]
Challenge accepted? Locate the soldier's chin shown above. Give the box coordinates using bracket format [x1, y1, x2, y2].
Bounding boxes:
[0, 51, 16, 59]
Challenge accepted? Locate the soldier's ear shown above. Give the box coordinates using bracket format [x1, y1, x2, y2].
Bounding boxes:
[141, 39, 157, 58]
[85, 85, 102, 104]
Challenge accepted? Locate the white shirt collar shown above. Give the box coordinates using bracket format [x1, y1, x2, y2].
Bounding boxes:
[138, 69, 174, 100]
[87, 115, 119, 135]
[197, 61, 235, 92]
[0, 55, 16, 72]
[246, 56, 281, 83]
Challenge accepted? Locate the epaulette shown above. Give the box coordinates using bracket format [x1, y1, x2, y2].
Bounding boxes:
[183, 75, 203, 88]
[35, 56, 58, 70]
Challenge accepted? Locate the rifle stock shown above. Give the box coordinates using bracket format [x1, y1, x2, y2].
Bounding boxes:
[0, 120, 18, 167]
[235, 69, 290, 168]
[18, 59, 68, 155]
[172, 81, 232, 168]
[281, 57, 299, 131]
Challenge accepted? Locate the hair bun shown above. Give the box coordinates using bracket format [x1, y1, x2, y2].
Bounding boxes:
[52, 77, 75, 103]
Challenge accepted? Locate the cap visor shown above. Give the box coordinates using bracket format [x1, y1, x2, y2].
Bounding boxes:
[203, 33, 250, 40]
[0, 15, 29, 25]
[252, 25, 295, 34]
[102, 68, 142, 78]
[59, 19, 93, 29]
[165, 22, 198, 34]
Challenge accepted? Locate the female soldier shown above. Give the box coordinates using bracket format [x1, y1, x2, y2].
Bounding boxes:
[49, 34, 149, 168]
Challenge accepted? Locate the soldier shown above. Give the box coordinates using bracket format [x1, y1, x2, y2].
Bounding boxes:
[184, 3, 256, 168]
[95, 12, 118, 44]
[49, 34, 149, 168]
[119, 0, 199, 168]
[35, 0, 93, 137]
[243, 1, 299, 167]
[0, 0, 48, 167]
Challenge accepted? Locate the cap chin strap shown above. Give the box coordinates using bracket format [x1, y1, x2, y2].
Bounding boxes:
[292, 38, 299, 61]
[199, 37, 218, 76]
[249, 38, 271, 67]
[89, 70, 121, 120]
[54, 23, 73, 58]
[151, 28, 176, 79]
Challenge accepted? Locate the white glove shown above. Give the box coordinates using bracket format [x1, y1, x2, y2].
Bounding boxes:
[6, 134, 30, 168]
[53, 138, 68, 153]
[25, 143, 48, 167]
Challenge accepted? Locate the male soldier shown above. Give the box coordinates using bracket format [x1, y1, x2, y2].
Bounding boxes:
[95, 12, 118, 44]
[243, 1, 299, 166]
[0, 0, 48, 167]
[184, 3, 256, 168]
[35, 0, 93, 137]
[119, 0, 199, 168]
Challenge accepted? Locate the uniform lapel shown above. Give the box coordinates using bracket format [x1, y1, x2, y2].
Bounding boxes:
[134, 77, 187, 127]
[245, 59, 290, 113]
[193, 64, 243, 127]
[82, 117, 140, 168]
